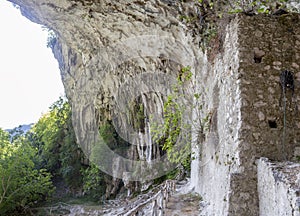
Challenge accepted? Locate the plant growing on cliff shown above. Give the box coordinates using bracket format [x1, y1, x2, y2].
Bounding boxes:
[150, 64, 215, 174]
[184, 0, 297, 54]
[196, 0, 291, 16]
[44, 28, 57, 49]
[151, 66, 200, 171]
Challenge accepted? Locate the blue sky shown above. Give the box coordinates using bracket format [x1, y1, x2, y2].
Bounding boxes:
[0, 1, 64, 129]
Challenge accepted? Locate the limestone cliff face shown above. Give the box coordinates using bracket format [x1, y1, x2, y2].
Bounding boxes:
[8, 0, 202, 196]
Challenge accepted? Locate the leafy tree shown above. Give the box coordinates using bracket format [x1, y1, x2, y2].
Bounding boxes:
[81, 164, 105, 200]
[31, 97, 84, 189]
[0, 129, 54, 215]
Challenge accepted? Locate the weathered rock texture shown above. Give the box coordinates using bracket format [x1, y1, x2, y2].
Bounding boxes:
[8, 0, 201, 196]
[7, 0, 300, 215]
[257, 158, 300, 216]
[191, 13, 300, 216]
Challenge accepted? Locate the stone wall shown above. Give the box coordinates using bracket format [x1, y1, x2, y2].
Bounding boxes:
[238, 13, 300, 162]
[191, 15, 242, 216]
[257, 158, 300, 216]
[191, 13, 300, 215]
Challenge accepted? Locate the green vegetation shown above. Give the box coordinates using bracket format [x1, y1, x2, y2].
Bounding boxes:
[0, 129, 54, 215]
[182, 0, 299, 55]
[195, 0, 293, 16]
[227, 0, 289, 14]
[151, 66, 197, 173]
[82, 164, 105, 201]
[98, 120, 129, 156]
[30, 97, 84, 188]
[0, 97, 108, 215]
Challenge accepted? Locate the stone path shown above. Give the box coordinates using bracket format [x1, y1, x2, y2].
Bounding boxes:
[165, 190, 201, 216]
[30, 180, 202, 215]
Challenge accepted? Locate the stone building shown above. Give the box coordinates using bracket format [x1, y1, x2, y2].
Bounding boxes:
[191, 14, 300, 215]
